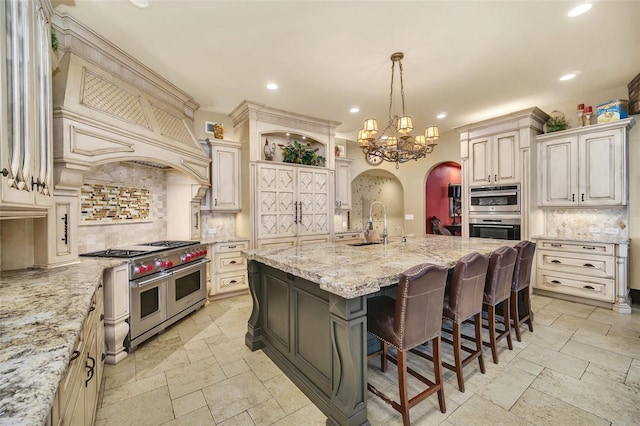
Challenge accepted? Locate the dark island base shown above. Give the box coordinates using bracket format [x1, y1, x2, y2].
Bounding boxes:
[245, 261, 370, 426]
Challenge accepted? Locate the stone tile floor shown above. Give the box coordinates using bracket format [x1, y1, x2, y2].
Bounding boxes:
[96, 293, 640, 425]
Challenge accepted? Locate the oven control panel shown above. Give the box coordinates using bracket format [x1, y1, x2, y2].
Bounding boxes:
[130, 244, 208, 280]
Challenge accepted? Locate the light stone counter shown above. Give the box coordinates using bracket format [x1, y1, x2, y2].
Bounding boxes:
[200, 235, 249, 245]
[0, 258, 126, 426]
[531, 234, 630, 244]
[243, 235, 518, 299]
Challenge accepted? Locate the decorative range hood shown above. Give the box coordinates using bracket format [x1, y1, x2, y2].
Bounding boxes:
[51, 13, 209, 196]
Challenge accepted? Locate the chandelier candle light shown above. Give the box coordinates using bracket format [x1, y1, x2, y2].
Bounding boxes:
[358, 52, 439, 168]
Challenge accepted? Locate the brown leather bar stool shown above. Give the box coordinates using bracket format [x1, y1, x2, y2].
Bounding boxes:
[367, 263, 449, 426]
[511, 240, 536, 342]
[482, 246, 517, 364]
[441, 252, 489, 393]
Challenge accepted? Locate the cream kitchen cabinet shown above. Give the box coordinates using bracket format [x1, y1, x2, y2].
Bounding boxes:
[255, 163, 330, 247]
[334, 158, 352, 210]
[51, 283, 105, 426]
[201, 139, 241, 212]
[0, 0, 53, 215]
[537, 119, 634, 207]
[210, 239, 250, 299]
[468, 131, 519, 186]
[534, 238, 631, 313]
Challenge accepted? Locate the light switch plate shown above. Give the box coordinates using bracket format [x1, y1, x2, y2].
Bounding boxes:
[207, 228, 217, 235]
[405, 214, 414, 220]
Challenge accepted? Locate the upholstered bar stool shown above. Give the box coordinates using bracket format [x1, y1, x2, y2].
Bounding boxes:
[482, 246, 517, 364]
[440, 252, 489, 393]
[367, 263, 449, 426]
[511, 240, 536, 341]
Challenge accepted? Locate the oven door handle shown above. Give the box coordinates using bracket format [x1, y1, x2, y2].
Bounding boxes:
[170, 259, 210, 276]
[471, 192, 518, 197]
[471, 224, 514, 229]
[131, 272, 171, 288]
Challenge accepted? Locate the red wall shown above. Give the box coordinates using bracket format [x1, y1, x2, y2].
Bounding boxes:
[425, 162, 461, 234]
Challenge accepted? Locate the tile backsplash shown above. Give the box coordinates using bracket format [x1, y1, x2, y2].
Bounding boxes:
[201, 213, 237, 239]
[543, 207, 628, 238]
[78, 162, 167, 253]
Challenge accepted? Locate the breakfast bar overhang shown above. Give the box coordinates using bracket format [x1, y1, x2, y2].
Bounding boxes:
[242, 236, 518, 426]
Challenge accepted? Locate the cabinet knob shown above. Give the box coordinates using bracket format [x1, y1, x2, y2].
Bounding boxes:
[0, 168, 8, 177]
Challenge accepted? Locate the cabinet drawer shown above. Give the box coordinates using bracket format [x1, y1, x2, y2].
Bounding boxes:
[334, 233, 363, 243]
[215, 252, 247, 273]
[537, 240, 614, 255]
[537, 251, 614, 278]
[214, 272, 247, 294]
[214, 241, 249, 254]
[535, 271, 614, 302]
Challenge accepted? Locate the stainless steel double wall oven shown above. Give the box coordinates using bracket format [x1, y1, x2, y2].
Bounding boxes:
[468, 184, 521, 240]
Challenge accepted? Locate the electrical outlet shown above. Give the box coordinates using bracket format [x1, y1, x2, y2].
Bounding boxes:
[405, 214, 414, 220]
[342, 221, 348, 228]
[604, 228, 619, 235]
[207, 228, 217, 235]
[589, 226, 601, 233]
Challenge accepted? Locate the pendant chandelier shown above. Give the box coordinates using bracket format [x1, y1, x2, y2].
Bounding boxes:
[358, 52, 439, 168]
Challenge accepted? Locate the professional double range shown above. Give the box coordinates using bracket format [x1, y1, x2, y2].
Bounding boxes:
[81, 240, 209, 350]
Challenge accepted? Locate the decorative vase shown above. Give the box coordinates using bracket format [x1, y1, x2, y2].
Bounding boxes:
[263, 138, 274, 160]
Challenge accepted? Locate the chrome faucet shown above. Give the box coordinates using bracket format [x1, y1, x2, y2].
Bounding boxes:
[368, 201, 388, 245]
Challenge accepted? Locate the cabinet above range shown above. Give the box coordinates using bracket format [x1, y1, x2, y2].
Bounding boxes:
[200, 138, 241, 212]
[536, 118, 635, 208]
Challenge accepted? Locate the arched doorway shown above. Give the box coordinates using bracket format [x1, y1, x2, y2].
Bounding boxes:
[425, 162, 461, 234]
[351, 169, 404, 237]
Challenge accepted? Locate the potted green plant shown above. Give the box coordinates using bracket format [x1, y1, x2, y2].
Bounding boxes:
[279, 140, 325, 166]
[545, 110, 570, 133]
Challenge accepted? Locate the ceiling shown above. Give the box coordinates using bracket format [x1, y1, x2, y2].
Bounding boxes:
[52, 1, 640, 139]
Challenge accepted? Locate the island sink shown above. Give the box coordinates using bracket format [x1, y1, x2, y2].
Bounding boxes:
[348, 241, 382, 246]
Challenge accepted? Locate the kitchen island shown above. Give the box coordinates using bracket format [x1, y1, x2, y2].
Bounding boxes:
[243, 235, 519, 426]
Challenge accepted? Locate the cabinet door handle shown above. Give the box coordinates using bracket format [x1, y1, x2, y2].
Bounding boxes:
[70, 350, 80, 362]
[100, 313, 105, 321]
[89, 305, 95, 313]
[229, 260, 237, 264]
[228, 245, 236, 249]
[0, 168, 8, 177]
[551, 259, 561, 263]
[583, 263, 595, 268]
[487, 174, 491, 183]
[61, 214, 69, 245]
[494, 174, 497, 182]
[550, 243, 562, 247]
[582, 246, 596, 250]
[294, 201, 298, 224]
[572, 194, 575, 202]
[214, 198, 218, 206]
[583, 285, 595, 290]
[550, 280, 561, 284]
[85, 355, 96, 387]
[229, 280, 237, 284]
[194, 211, 199, 229]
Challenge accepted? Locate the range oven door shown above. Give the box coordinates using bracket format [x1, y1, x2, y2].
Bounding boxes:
[129, 272, 169, 341]
[469, 217, 521, 240]
[469, 185, 520, 213]
[167, 259, 209, 319]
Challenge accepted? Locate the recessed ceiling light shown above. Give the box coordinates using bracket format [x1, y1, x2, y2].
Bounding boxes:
[568, 3, 592, 17]
[437, 112, 447, 119]
[559, 73, 577, 81]
[129, 0, 151, 9]
[266, 82, 278, 90]
[350, 107, 360, 113]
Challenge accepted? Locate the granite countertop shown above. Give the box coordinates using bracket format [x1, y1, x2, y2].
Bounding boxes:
[0, 258, 126, 426]
[532, 234, 630, 244]
[243, 235, 518, 299]
[200, 236, 250, 244]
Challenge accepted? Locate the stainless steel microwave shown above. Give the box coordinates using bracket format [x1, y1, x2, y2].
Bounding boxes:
[469, 184, 520, 213]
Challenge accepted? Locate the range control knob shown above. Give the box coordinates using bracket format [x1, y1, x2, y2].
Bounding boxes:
[167, 261, 174, 268]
